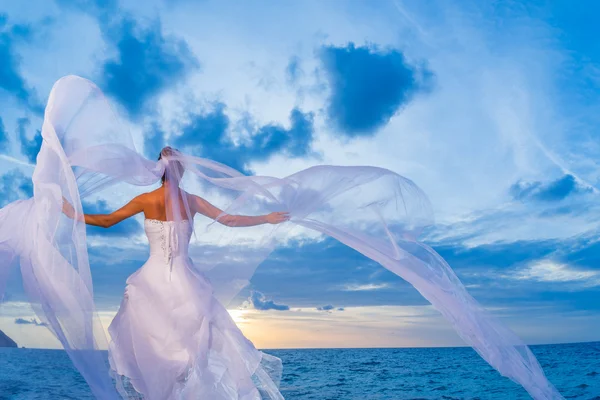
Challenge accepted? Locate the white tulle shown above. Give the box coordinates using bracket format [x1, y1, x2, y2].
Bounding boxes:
[0, 75, 563, 399]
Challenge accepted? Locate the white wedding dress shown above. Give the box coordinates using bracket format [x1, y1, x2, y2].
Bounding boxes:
[108, 218, 282, 400]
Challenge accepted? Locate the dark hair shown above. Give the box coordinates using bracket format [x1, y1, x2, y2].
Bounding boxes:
[158, 146, 183, 184]
[158, 152, 166, 184]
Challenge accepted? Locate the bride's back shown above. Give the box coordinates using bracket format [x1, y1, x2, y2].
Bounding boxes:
[141, 186, 194, 222]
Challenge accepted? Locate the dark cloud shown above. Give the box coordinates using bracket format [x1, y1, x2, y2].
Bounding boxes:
[249, 290, 290, 311]
[16, 117, 41, 163]
[319, 42, 433, 137]
[0, 169, 33, 207]
[14, 317, 47, 327]
[0, 14, 44, 114]
[101, 16, 199, 118]
[56, 1, 198, 119]
[83, 199, 143, 237]
[316, 304, 335, 311]
[434, 240, 558, 273]
[250, 237, 416, 308]
[510, 174, 590, 202]
[171, 102, 229, 156]
[149, 104, 315, 173]
[556, 232, 600, 272]
[433, 235, 600, 310]
[248, 229, 600, 311]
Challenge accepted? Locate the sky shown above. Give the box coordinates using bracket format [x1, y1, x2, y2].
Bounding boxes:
[1, 0, 600, 350]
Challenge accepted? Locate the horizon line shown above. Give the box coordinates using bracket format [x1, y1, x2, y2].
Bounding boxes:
[3, 339, 599, 352]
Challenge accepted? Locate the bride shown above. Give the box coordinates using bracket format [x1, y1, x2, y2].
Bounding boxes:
[62, 146, 289, 399]
[0, 75, 563, 399]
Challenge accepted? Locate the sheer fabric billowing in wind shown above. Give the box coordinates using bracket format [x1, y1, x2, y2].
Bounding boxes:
[0, 75, 563, 399]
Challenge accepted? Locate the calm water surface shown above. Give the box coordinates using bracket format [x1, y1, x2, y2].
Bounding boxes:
[1, 342, 599, 399]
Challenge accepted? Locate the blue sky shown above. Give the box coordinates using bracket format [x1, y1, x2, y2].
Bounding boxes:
[1, 0, 600, 349]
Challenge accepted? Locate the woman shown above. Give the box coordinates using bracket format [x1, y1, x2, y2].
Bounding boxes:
[0, 76, 563, 399]
[62, 146, 289, 399]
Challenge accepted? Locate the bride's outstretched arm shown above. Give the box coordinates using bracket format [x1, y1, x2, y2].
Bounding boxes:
[192, 195, 289, 227]
[62, 195, 145, 228]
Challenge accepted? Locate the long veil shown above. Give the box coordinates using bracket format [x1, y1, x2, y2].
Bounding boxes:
[0, 76, 563, 399]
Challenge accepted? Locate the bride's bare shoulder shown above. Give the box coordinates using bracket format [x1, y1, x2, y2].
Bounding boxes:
[135, 188, 197, 202]
[134, 188, 163, 202]
[145, 187, 164, 195]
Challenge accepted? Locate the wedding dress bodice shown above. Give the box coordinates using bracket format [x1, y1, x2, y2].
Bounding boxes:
[144, 219, 193, 267]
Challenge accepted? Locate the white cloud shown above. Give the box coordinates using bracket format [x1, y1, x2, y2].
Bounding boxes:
[341, 283, 390, 291]
[516, 260, 600, 287]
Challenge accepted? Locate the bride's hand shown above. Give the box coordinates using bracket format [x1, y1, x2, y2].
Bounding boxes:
[265, 212, 290, 224]
[62, 197, 76, 219]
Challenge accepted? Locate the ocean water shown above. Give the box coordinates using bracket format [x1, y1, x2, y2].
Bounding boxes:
[1, 342, 599, 399]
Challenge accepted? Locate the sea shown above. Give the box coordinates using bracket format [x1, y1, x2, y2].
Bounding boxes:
[1, 342, 599, 399]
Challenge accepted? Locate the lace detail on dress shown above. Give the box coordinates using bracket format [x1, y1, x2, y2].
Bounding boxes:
[144, 219, 191, 280]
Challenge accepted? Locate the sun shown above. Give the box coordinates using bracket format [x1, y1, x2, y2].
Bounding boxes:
[227, 309, 248, 324]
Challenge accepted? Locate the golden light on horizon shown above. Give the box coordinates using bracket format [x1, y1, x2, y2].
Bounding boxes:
[227, 308, 250, 325]
[18, 302, 593, 350]
[223, 305, 465, 350]
[2, 303, 464, 350]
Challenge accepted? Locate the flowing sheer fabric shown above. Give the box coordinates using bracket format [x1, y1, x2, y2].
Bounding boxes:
[0, 75, 563, 399]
